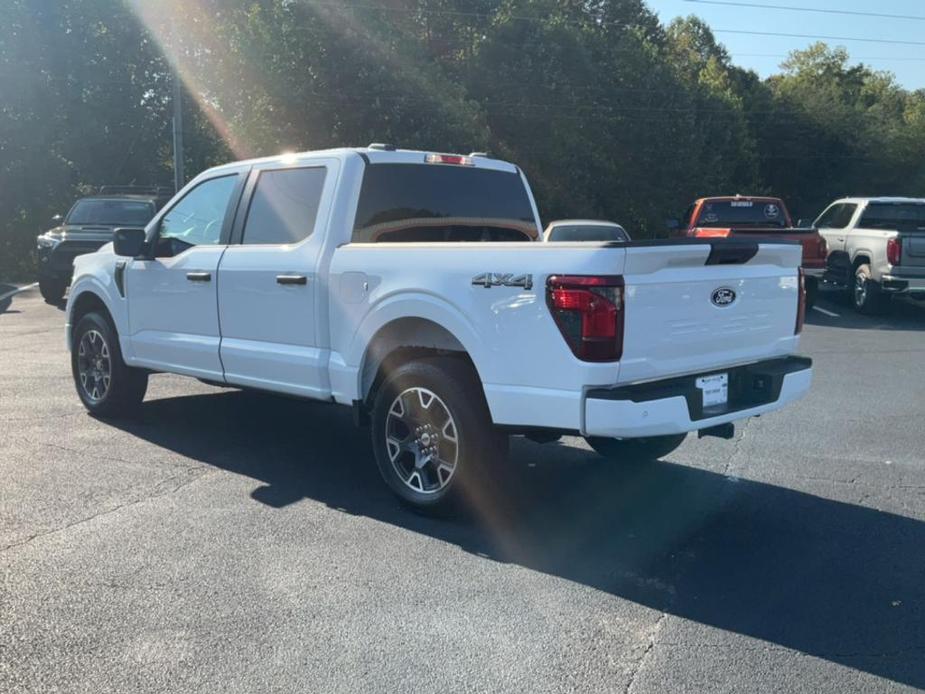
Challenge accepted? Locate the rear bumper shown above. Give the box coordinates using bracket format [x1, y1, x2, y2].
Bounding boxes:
[584, 356, 812, 438]
[881, 274, 925, 294]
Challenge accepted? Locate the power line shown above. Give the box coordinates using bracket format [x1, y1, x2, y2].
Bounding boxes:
[714, 28, 925, 46]
[734, 53, 925, 62]
[683, 0, 925, 22]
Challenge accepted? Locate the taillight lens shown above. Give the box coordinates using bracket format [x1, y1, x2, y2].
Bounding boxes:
[546, 275, 624, 362]
[887, 237, 902, 266]
[819, 236, 827, 256]
[693, 228, 732, 238]
[795, 268, 806, 335]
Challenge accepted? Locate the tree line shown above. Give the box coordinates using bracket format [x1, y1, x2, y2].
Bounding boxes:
[2, 0, 924, 279]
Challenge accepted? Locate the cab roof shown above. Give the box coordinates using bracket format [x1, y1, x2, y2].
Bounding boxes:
[832, 196, 925, 205]
[206, 146, 519, 176]
[696, 195, 785, 204]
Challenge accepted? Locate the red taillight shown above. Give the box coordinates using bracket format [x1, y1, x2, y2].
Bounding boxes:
[692, 227, 732, 238]
[887, 237, 902, 266]
[425, 153, 473, 166]
[818, 236, 827, 256]
[546, 275, 624, 362]
[795, 268, 806, 335]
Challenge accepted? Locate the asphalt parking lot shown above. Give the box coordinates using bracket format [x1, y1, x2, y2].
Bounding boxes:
[1, 287, 923, 693]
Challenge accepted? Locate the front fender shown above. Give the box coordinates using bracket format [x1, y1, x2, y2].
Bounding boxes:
[66, 254, 127, 352]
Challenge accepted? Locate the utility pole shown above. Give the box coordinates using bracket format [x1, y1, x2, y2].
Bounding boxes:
[171, 12, 185, 193]
[171, 71, 185, 192]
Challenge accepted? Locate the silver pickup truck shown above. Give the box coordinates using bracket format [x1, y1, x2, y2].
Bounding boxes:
[817, 197, 925, 313]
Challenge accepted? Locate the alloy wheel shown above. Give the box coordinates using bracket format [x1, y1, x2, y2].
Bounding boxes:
[77, 329, 111, 402]
[385, 387, 459, 494]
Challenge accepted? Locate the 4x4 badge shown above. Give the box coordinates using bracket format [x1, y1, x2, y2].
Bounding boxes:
[472, 273, 533, 290]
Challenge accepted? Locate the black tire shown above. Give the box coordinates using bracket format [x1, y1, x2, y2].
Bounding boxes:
[71, 311, 148, 417]
[804, 276, 818, 310]
[369, 357, 507, 513]
[39, 277, 66, 304]
[585, 434, 687, 463]
[852, 264, 889, 315]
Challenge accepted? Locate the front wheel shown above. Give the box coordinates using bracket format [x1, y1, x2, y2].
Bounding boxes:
[71, 311, 148, 417]
[585, 434, 687, 463]
[370, 357, 507, 513]
[39, 277, 66, 304]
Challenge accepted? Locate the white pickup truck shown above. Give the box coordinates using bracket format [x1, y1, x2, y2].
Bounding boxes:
[816, 197, 925, 313]
[66, 146, 812, 511]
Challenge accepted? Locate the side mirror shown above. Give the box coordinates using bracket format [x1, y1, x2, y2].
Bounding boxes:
[113, 227, 147, 257]
[665, 218, 681, 231]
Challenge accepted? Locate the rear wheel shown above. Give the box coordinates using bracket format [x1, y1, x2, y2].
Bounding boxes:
[370, 357, 507, 513]
[852, 264, 889, 314]
[71, 311, 147, 417]
[585, 434, 687, 463]
[39, 277, 66, 304]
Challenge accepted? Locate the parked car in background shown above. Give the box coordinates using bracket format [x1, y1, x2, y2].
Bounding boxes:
[816, 197, 925, 314]
[36, 186, 172, 303]
[65, 146, 811, 512]
[544, 219, 630, 242]
[672, 195, 826, 308]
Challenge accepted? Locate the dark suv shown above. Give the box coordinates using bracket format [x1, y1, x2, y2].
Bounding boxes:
[36, 186, 172, 303]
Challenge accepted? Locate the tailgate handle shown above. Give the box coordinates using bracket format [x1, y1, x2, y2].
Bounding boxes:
[706, 241, 759, 265]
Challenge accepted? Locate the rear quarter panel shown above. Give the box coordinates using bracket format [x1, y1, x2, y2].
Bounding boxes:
[328, 242, 629, 429]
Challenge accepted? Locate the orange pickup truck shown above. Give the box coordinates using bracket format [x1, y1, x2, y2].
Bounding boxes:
[672, 195, 826, 307]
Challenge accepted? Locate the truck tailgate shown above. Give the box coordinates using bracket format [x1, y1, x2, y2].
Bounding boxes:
[695, 226, 826, 267]
[618, 241, 802, 384]
[903, 234, 925, 268]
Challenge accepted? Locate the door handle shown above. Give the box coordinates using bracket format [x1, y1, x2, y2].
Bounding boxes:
[186, 271, 212, 282]
[276, 274, 308, 286]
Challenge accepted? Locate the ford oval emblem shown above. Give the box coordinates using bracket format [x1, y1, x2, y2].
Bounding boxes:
[711, 287, 737, 307]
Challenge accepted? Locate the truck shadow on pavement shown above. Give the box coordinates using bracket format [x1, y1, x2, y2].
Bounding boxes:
[111, 389, 924, 689]
[807, 292, 925, 331]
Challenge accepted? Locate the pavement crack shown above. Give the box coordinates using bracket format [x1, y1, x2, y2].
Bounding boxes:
[0, 467, 214, 554]
[625, 611, 669, 693]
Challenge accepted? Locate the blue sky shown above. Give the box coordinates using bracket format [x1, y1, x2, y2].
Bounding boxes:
[644, 0, 925, 90]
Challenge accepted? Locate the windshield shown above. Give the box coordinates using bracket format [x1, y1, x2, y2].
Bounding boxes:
[352, 164, 537, 242]
[548, 224, 629, 242]
[696, 200, 788, 228]
[859, 203, 925, 231]
[66, 199, 155, 226]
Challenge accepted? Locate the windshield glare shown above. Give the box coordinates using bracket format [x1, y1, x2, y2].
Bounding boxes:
[67, 199, 155, 226]
[697, 200, 787, 228]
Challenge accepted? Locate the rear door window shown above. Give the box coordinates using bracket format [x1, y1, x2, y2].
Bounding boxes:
[815, 203, 855, 229]
[858, 203, 925, 231]
[352, 164, 537, 242]
[242, 167, 327, 245]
